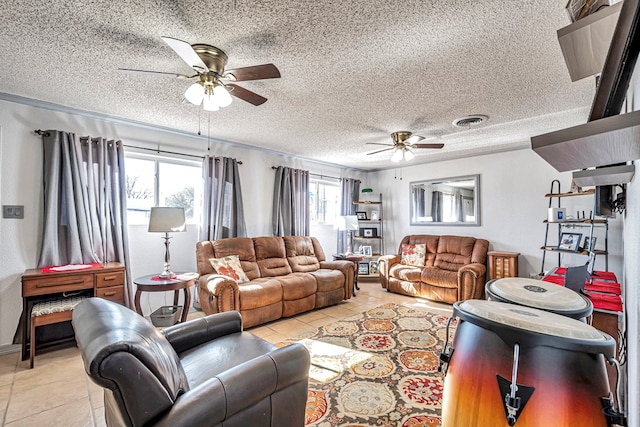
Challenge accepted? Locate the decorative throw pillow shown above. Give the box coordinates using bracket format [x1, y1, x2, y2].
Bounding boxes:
[400, 244, 426, 266]
[208, 255, 250, 283]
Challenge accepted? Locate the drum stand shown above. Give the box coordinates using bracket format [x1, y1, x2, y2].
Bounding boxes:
[602, 358, 627, 426]
[496, 344, 535, 426]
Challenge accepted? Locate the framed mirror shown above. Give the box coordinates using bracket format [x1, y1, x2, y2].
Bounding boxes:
[410, 174, 480, 226]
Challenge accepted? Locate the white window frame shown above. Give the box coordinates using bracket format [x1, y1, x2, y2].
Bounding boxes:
[309, 178, 340, 225]
[124, 152, 202, 225]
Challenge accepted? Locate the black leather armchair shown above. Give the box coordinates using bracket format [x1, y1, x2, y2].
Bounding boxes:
[72, 298, 310, 426]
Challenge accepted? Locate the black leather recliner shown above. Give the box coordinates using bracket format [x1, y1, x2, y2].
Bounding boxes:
[72, 298, 310, 426]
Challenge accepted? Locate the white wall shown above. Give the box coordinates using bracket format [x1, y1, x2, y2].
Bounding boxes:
[623, 167, 638, 426]
[369, 149, 624, 280]
[0, 99, 364, 346]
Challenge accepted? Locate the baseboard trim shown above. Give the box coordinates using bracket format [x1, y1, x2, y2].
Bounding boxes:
[0, 344, 20, 356]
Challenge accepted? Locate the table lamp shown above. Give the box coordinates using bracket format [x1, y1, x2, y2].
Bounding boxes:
[148, 207, 186, 278]
[337, 215, 359, 254]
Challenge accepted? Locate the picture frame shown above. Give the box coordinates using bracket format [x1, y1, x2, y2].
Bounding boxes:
[583, 236, 597, 251]
[558, 232, 582, 252]
[361, 228, 377, 238]
[361, 245, 372, 256]
[371, 210, 379, 221]
[358, 262, 370, 275]
[356, 211, 368, 220]
[369, 260, 379, 274]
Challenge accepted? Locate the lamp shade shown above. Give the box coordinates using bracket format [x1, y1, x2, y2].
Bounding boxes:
[148, 207, 186, 233]
[391, 149, 403, 163]
[184, 83, 205, 105]
[214, 85, 233, 107]
[336, 215, 359, 231]
[202, 93, 220, 111]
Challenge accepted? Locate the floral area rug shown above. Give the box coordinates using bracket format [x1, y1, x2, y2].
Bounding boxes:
[278, 303, 456, 427]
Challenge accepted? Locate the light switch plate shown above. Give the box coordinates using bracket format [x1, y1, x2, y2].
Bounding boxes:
[3, 205, 24, 219]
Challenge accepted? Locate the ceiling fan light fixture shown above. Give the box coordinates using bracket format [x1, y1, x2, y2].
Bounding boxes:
[214, 85, 233, 107]
[184, 82, 205, 105]
[391, 149, 403, 163]
[404, 148, 415, 161]
[203, 93, 220, 111]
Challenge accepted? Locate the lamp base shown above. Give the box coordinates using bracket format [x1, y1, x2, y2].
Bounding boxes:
[159, 234, 175, 279]
[158, 268, 176, 279]
[346, 230, 354, 254]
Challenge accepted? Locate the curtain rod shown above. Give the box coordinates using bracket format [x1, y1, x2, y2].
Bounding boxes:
[124, 144, 242, 164]
[271, 166, 343, 181]
[35, 130, 241, 164]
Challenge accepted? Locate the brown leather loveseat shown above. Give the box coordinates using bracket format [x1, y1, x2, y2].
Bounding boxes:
[378, 234, 489, 304]
[196, 235, 354, 327]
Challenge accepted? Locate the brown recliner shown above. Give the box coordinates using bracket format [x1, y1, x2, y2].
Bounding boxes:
[72, 298, 310, 427]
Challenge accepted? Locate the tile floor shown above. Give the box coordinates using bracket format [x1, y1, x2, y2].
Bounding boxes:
[0, 279, 452, 427]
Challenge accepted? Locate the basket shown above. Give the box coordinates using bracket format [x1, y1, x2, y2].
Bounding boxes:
[150, 305, 182, 327]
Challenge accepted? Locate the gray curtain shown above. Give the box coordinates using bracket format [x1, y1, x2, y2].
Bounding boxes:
[200, 155, 246, 240]
[431, 190, 443, 222]
[272, 166, 309, 236]
[338, 178, 360, 252]
[38, 130, 133, 307]
[454, 190, 464, 222]
[414, 187, 426, 218]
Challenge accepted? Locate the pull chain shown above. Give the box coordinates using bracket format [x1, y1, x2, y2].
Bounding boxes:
[207, 111, 211, 152]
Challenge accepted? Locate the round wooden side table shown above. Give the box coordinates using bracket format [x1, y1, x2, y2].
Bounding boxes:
[332, 254, 364, 296]
[133, 274, 197, 323]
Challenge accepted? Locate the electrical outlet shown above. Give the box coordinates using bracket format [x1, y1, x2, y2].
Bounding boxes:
[3, 205, 24, 219]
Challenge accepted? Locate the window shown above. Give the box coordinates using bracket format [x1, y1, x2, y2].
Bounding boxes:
[125, 154, 202, 225]
[309, 179, 340, 225]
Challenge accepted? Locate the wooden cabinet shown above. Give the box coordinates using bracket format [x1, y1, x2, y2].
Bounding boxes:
[21, 262, 125, 360]
[488, 251, 520, 280]
[22, 273, 93, 297]
[95, 270, 126, 303]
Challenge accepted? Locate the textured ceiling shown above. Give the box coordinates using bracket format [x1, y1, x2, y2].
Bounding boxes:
[0, 0, 599, 169]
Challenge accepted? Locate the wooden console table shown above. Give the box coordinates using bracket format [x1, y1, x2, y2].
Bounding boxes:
[21, 262, 125, 361]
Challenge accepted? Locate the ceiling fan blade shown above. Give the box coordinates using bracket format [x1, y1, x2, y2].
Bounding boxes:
[405, 135, 425, 145]
[365, 142, 393, 147]
[412, 143, 445, 149]
[367, 147, 395, 155]
[226, 64, 281, 81]
[118, 68, 194, 79]
[226, 84, 268, 105]
[161, 36, 209, 73]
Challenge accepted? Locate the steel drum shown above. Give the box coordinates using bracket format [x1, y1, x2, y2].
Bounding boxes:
[485, 277, 593, 319]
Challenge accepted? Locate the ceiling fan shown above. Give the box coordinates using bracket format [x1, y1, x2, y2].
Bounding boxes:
[119, 36, 281, 110]
[366, 131, 444, 162]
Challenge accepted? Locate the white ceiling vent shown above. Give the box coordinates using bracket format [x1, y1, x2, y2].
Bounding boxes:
[453, 115, 488, 128]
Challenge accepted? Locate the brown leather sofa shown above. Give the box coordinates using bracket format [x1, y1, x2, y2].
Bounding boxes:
[378, 234, 489, 304]
[72, 298, 310, 427]
[196, 235, 354, 328]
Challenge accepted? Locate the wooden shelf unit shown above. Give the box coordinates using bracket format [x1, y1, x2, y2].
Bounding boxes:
[353, 194, 384, 277]
[540, 182, 609, 274]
